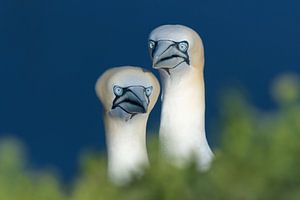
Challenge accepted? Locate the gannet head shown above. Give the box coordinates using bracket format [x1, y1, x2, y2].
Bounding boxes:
[95, 66, 160, 121]
[148, 25, 204, 75]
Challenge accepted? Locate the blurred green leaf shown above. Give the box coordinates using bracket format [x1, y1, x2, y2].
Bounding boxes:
[0, 73, 299, 200]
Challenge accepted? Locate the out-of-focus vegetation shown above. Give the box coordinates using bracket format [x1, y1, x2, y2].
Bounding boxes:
[1, 74, 300, 200]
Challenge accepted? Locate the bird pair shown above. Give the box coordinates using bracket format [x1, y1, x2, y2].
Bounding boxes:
[95, 25, 213, 185]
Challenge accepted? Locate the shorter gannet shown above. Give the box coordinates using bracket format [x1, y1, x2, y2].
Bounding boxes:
[148, 25, 213, 169]
[95, 66, 160, 185]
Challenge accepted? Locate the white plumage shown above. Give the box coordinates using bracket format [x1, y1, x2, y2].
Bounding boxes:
[95, 66, 160, 185]
[148, 25, 213, 169]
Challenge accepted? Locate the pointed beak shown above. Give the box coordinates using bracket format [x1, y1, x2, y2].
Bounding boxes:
[112, 87, 149, 114]
[151, 41, 188, 70]
[152, 41, 174, 66]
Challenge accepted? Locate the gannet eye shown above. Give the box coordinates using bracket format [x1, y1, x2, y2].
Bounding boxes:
[149, 40, 156, 49]
[113, 85, 123, 96]
[178, 41, 188, 52]
[145, 86, 153, 97]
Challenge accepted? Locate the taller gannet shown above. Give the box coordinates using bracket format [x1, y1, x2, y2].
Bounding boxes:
[95, 66, 160, 185]
[148, 25, 213, 169]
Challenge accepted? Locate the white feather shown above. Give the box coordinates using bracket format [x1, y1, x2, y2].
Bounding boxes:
[149, 25, 214, 169]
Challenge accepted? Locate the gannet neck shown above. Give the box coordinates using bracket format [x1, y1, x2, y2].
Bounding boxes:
[159, 65, 213, 169]
[104, 114, 149, 185]
[96, 66, 160, 185]
[148, 24, 213, 169]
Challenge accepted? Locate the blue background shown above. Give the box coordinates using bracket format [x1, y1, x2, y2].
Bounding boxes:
[0, 0, 299, 180]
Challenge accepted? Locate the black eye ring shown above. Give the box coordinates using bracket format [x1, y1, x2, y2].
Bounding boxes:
[149, 40, 156, 49]
[113, 85, 123, 96]
[145, 86, 153, 97]
[177, 41, 189, 52]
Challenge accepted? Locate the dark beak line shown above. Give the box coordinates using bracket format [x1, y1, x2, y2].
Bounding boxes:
[152, 41, 190, 71]
[153, 43, 175, 60]
[127, 90, 144, 106]
[155, 55, 185, 65]
[112, 89, 149, 115]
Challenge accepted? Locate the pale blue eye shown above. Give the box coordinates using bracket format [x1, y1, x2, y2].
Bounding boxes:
[113, 86, 123, 96]
[149, 40, 156, 49]
[178, 42, 188, 52]
[145, 86, 153, 97]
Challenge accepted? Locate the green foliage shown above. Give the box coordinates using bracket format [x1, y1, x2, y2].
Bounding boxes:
[0, 74, 300, 200]
[0, 139, 65, 200]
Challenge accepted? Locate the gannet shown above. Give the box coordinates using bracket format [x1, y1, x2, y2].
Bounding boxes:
[95, 66, 160, 185]
[148, 25, 213, 169]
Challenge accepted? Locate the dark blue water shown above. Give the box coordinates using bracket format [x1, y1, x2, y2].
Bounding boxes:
[0, 0, 299, 180]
